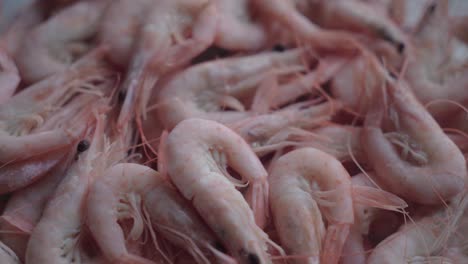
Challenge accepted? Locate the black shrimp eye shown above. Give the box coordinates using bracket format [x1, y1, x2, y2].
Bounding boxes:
[428, 3, 437, 14]
[272, 44, 285, 52]
[118, 90, 126, 103]
[389, 71, 397, 79]
[247, 253, 260, 264]
[396, 42, 405, 54]
[77, 140, 90, 153]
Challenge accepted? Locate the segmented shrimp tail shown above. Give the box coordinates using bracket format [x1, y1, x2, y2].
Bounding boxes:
[245, 179, 269, 228]
[320, 224, 350, 264]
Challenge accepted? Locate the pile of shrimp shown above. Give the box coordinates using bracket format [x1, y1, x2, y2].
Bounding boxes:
[0, 0, 467, 263]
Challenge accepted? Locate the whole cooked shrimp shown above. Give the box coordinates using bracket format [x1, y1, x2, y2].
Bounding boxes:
[165, 118, 277, 263]
[15, 0, 109, 84]
[0, 49, 20, 104]
[86, 162, 222, 264]
[269, 148, 406, 264]
[25, 111, 108, 264]
[362, 78, 467, 204]
[404, 0, 468, 121]
[253, 0, 405, 54]
[157, 49, 308, 129]
[0, 141, 77, 261]
[368, 194, 468, 263]
[213, 0, 267, 51]
[0, 48, 110, 170]
[117, 0, 217, 129]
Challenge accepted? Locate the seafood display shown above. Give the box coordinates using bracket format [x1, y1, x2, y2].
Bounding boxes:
[0, 0, 467, 263]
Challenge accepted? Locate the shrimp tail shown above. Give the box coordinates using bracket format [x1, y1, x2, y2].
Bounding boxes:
[245, 180, 269, 228]
[352, 185, 408, 213]
[320, 223, 350, 264]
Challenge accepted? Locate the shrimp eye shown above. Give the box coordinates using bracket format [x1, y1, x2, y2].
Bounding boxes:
[428, 3, 436, 14]
[247, 253, 260, 264]
[213, 242, 227, 253]
[118, 90, 126, 103]
[77, 140, 90, 153]
[272, 44, 285, 52]
[396, 42, 405, 54]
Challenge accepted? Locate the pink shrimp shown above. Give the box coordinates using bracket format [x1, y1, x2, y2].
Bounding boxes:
[26, 110, 109, 264]
[15, 0, 109, 84]
[268, 148, 407, 264]
[233, 99, 341, 154]
[156, 49, 309, 130]
[0, 49, 20, 104]
[362, 78, 467, 204]
[165, 118, 277, 263]
[86, 162, 223, 264]
[368, 194, 468, 263]
[116, 0, 217, 130]
[0, 49, 114, 193]
[0, 142, 76, 261]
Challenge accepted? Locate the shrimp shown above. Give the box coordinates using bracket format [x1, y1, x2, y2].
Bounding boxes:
[404, 0, 468, 121]
[0, 48, 111, 171]
[156, 49, 309, 130]
[0, 241, 19, 264]
[26, 111, 109, 264]
[0, 49, 20, 104]
[15, 0, 109, 84]
[165, 118, 276, 263]
[269, 148, 407, 264]
[86, 162, 221, 264]
[213, 0, 267, 51]
[234, 99, 341, 155]
[99, 0, 153, 66]
[362, 78, 467, 204]
[0, 142, 77, 261]
[116, 0, 217, 130]
[368, 194, 468, 264]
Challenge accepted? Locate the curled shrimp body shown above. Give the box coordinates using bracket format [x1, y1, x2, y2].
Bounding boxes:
[0, 49, 20, 104]
[269, 148, 352, 264]
[362, 79, 467, 204]
[157, 49, 308, 130]
[166, 118, 274, 263]
[15, 0, 109, 84]
[86, 162, 219, 264]
[26, 112, 108, 264]
[269, 148, 406, 264]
